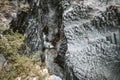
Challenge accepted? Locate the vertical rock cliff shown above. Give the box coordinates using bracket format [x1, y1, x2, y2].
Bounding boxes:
[23, 0, 67, 78]
[20, 0, 120, 80]
[63, 0, 120, 80]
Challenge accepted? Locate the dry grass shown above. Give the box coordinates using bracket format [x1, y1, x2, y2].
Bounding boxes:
[0, 1, 47, 80]
[0, 30, 48, 80]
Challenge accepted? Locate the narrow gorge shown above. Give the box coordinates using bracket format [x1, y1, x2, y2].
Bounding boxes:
[0, 0, 120, 80]
[22, 0, 120, 80]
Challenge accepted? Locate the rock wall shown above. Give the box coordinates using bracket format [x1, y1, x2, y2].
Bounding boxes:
[63, 0, 120, 80]
[24, 0, 67, 53]
[21, 0, 120, 80]
[23, 0, 67, 78]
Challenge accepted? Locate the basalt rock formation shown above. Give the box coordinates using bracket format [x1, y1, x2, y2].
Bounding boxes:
[19, 0, 120, 80]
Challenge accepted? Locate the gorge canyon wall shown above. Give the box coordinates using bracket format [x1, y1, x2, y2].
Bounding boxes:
[21, 0, 120, 80]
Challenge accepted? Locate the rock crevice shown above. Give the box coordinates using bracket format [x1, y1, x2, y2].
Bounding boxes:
[19, 0, 120, 80]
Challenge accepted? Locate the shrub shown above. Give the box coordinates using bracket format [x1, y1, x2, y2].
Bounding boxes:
[0, 30, 48, 80]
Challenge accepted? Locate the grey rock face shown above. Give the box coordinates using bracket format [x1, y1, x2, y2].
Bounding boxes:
[23, 0, 67, 78]
[45, 49, 63, 77]
[21, 0, 120, 80]
[24, 0, 66, 53]
[63, 0, 120, 80]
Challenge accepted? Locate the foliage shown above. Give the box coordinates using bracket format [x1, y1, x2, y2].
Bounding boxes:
[0, 30, 48, 80]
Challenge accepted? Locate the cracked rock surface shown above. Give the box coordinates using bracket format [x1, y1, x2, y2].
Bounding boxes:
[19, 0, 120, 80]
[63, 0, 120, 80]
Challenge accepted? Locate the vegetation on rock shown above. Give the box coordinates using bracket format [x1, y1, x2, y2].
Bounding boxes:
[0, 30, 48, 80]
